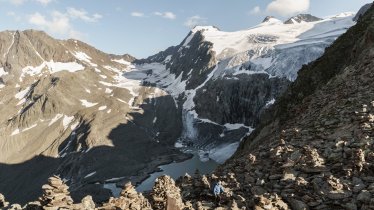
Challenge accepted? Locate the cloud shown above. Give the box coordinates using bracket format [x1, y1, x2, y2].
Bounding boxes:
[154, 11, 176, 20]
[9, 0, 25, 5]
[67, 8, 102, 22]
[131, 12, 145, 17]
[7, 11, 22, 22]
[28, 9, 103, 39]
[249, 6, 261, 15]
[35, 0, 52, 5]
[184, 15, 207, 28]
[266, 0, 310, 16]
[9, 0, 52, 5]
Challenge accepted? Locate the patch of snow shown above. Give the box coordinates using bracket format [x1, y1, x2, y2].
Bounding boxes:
[265, 98, 275, 107]
[85, 88, 91, 93]
[84, 171, 97, 179]
[62, 116, 74, 130]
[23, 124, 37, 132]
[223, 123, 247, 131]
[48, 114, 64, 126]
[15, 87, 31, 100]
[153, 117, 157, 124]
[107, 109, 112, 114]
[73, 51, 97, 67]
[11, 128, 20, 136]
[80, 100, 98, 108]
[105, 88, 113, 94]
[174, 142, 184, 148]
[98, 106, 107, 111]
[99, 74, 107, 79]
[0, 68, 8, 77]
[70, 121, 79, 130]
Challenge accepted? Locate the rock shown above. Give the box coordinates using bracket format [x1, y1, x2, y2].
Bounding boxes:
[8, 204, 22, 210]
[150, 175, 184, 210]
[357, 190, 371, 204]
[80, 195, 95, 210]
[0, 193, 9, 208]
[100, 182, 151, 210]
[39, 176, 74, 209]
[287, 198, 309, 210]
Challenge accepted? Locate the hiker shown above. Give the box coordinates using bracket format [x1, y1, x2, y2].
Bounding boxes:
[213, 181, 225, 206]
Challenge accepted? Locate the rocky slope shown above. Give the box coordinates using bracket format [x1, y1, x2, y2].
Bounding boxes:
[1, 3, 370, 210]
[0, 30, 189, 204]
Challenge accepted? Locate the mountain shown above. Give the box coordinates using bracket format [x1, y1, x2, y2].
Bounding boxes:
[284, 14, 323, 24]
[1, 4, 373, 209]
[0, 9, 357, 205]
[0, 30, 189, 203]
[354, 3, 373, 21]
[135, 12, 355, 162]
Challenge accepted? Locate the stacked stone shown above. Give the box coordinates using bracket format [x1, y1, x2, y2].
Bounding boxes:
[39, 176, 73, 210]
[99, 182, 151, 210]
[151, 175, 184, 210]
[0, 193, 9, 208]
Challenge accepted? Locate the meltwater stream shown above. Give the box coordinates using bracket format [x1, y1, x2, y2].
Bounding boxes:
[104, 153, 218, 196]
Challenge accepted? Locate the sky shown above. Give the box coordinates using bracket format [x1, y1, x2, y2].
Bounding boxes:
[0, 0, 372, 58]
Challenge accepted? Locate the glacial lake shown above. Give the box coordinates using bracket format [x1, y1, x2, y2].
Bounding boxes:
[104, 153, 218, 196]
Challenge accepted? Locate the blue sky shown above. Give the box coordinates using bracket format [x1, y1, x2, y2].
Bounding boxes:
[0, 0, 372, 58]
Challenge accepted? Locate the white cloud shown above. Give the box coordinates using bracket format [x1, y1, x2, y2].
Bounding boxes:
[9, 0, 52, 5]
[28, 8, 102, 38]
[9, 0, 25, 5]
[67, 8, 102, 22]
[266, 0, 310, 17]
[131, 12, 145, 17]
[35, 0, 52, 5]
[154, 11, 176, 20]
[249, 6, 261, 15]
[184, 15, 207, 28]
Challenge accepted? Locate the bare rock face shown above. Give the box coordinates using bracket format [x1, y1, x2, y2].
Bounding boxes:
[39, 176, 73, 209]
[151, 175, 184, 210]
[100, 182, 151, 210]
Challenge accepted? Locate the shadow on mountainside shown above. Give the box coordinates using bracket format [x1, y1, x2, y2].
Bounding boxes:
[0, 94, 189, 205]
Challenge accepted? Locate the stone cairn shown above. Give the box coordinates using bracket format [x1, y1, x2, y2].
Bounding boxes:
[0, 193, 10, 208]
[39, 175, 73, 209]
[151, 175, 184, 210]
[99, 182, 151, 210]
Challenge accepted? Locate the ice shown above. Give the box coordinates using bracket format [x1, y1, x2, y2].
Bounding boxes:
[208, 142, 240, 164]
[192, 14, 354, 60]
[80, 100, 98, 108]
[224, 123, 250, 131]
